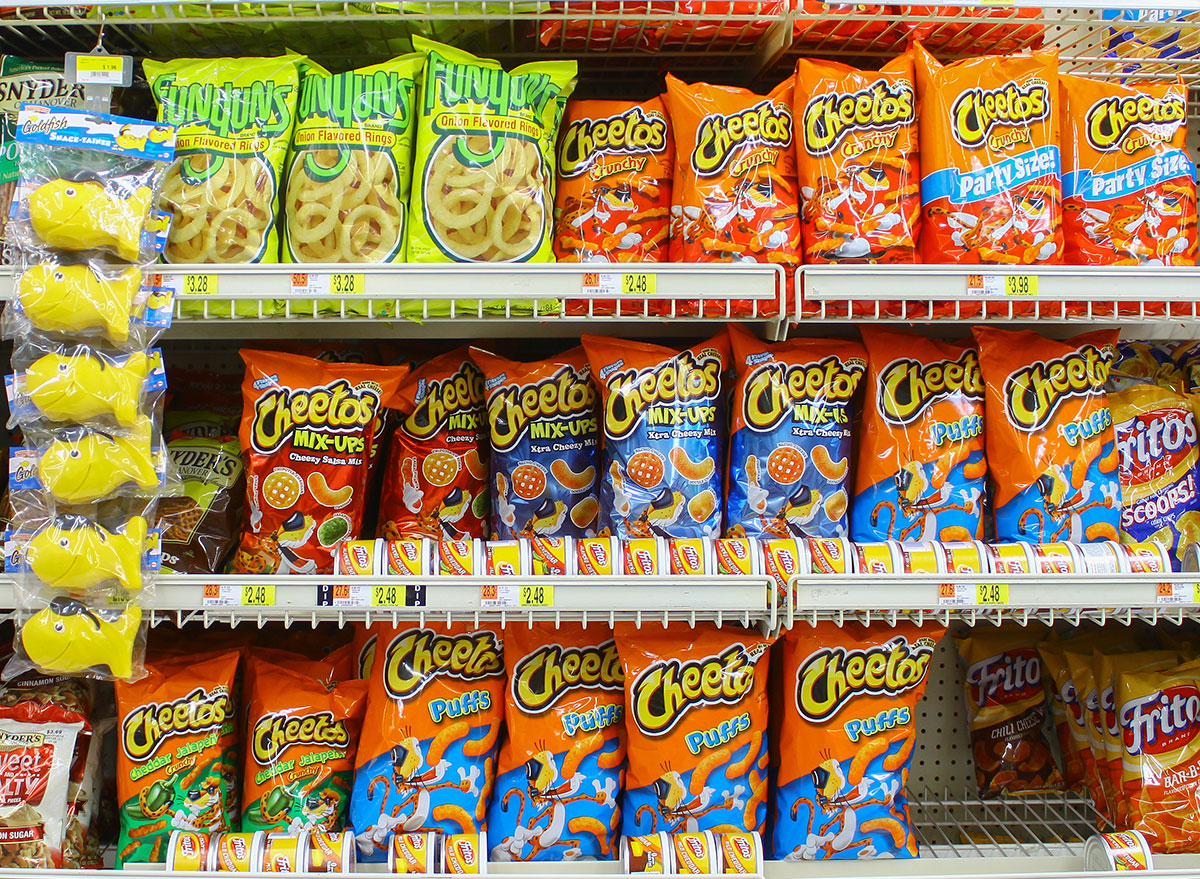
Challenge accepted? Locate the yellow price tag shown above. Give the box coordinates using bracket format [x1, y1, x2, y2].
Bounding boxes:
[976, 583, 1009, 606]
[329, 273, 364, 296]
[77, 55, 124, 73]
[520, 584, 555, 606]
[183, 274, 217, 296]
[1004, 275, 1038, 297]
[621, 273, 656, 296]
[241, 583, 276, 606]
[1193, 583, 1200, 604]
[372, 583, 404, 607]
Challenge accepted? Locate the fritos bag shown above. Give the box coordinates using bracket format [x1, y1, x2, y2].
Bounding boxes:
[1038, 643, 1087, 793]
[489, 624, 624, 861]
[914, 42, 1062, 265]
[0, 718, 82, 869]
[233, 350, 409, 575]
[852, 328, 986, 542]
[774, 622, 943, 860]
[377, 348, 489, 540]
[1177, 341, 1200, 394]
[974, 328, 1121, 544]
[582, 332, 728, 539]
[727, 322, 865, 539]
[1061, 74, 1197, 267]
[115, 650, 240, 865]
[241, 655, 368, 833]
[958, 631, 1063, 798]
[615, 623, 770, 836]
[794, 53, 919, 263]
[472, 347, 600, 540]
[350, 624, 504, 862]
[1112, 340, 1185, 392]
[1065, 649, 1115, 825]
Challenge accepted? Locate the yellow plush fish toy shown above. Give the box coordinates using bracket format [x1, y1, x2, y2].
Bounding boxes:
[20, 597, 142, 679]
[28, 178, 151, 261]
[25, 351, 149, 426]
[26, 515, 148, 593]
[39, 427, 158, 504]
[17, 263, 142, 345]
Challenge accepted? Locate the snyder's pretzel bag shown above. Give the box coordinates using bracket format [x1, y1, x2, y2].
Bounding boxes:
[974, 327, 1120, 543]
[115, 650, 240, 865]
[233, 350, 409, 575]
[473, 347, 600, 540]
[488, 624, 624, 861]
[615, 623, 770, 836]
[0, 717, 81, 869]
[350, 624, 504, 862]
[1061, 74, 1197, 266]
[726, 322, 865, 539]
[774, 622, 943, 860]
[159, 434, 244, 574]
[852, 328, 986, 543]
[914, 43, 1062, 265]
[794, 53, 920, 263]
[377, 348, 489, 540]
[582, 332, 728, 539]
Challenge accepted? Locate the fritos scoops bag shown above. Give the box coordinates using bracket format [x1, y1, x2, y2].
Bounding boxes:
[350, 624, 504, 862]
[615, 623, 771, 836]
[488, 624, 624, 861]
[1061, 74, 1197, 266]
[233, 350, 409, 575]
[852, 328, 986, 543]
[377, 348, 489, 540]
[726, 322, 865, 539]
[914, 43, 1063, 265]
[472, 347, 600, 540]
[774, 622, 943, 860]
[794, 53, 920, 263]
[582, 333, 728, 539]
[1111, 383, 1200, 567]
[115, 650, 240, 865]
[974, 328, 1121, 544]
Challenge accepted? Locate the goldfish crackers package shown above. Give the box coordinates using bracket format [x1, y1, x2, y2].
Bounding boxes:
[350, 624, 504, 861]
[774, 622, 943, 859]
[377, 349, 489, 540]
[233, 350, 409, 575]
[115, 650, 240, 865]
[472, 347, 600, 540]
[488, 624, 624, 861]
[794, 53, 920, 264]
[853, 328, 986, 542]
[915, 43, 1062, 265]
[974, 327, 1120, 543]
[616, 623, 770, 837]
[726, 323, 865, 539]
[583, 333, 728, 538]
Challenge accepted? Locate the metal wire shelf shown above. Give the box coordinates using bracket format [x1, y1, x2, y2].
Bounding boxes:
[910, 790, 1097, 860]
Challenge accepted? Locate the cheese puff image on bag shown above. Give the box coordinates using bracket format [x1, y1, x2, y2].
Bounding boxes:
[583, 332, 728, 539]
[852, 328, 986, 543]
[616, 623, 771, 836]
[914, 42, 1063, 266]
[726, 322, 866, 540]
[350, 624, 504, 861]
[488, 624, 624, 861]
[773, 622, 944, 860]
[974, 327, 1121, 544]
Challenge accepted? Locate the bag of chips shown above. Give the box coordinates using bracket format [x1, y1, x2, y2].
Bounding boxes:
[0, 717, 82, 868]
[158, 434, 245, 574]
[1065, 649, 1116, 825]
[1111, 340, 1185, 392]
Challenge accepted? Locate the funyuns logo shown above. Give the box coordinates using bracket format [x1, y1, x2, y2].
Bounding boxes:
[802, 79, 915, 157]
[1085, 93, 1186, 154]
[122, 687, 231, 761]
[951, 80, 1049, 149]
[559, 106, 669, 179]
[383, 628, 502, 702]
[1003, 344, 1113, 432]
[511, 640, 623, 714]
[630, 644, 760, 736]
[796, 637, 934, 722]
[878, 351, 983, 427]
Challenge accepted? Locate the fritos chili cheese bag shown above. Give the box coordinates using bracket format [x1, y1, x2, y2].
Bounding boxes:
[974, 327, 1120, 544]
[914, 42, 1063, 265]
[489, 624, 624, 861]
[1038, 643, 1087, 793]
[116, 650, 240, 865]
[664, 74, 800, 317]
[774, 622, 942, 860]
[241, 655, 368, 834]
[616, 623, 770, 836]
[957, 630, 1063, 798]
[1061, 74, 1197, 267]
[233, 350, 409, 575]
[350, 624, 504, 862]
[472, 347, 600, 540]
[794, 53, 919, 264]
[377, 348, 489, 540]
[582, 333, 728, 539]
[726, 322, 865, 539]
[852, 328, 986, 543]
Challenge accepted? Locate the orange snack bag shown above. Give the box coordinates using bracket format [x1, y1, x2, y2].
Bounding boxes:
[914, 42, 1063, 266]
[1065, 650, 1115, 826]
[906, 6, 1044, 55]
[794, 53, 919, 264]
[1060, 74, 1197, 267]
[233, 350, 409, 575]
[377, 348, 489, 540]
